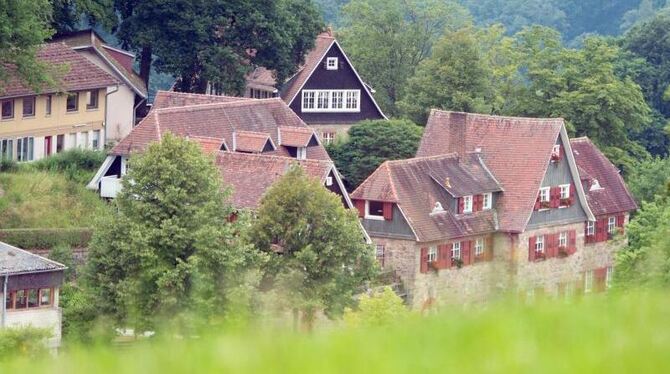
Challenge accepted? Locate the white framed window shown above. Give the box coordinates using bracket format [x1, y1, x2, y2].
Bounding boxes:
[81, 131, 89, 149]
[428, 246, 437, 263]
[535, 235, 545, 253]
[451, 242, 461, 259]
[608, 216, 616, 233]
[325, 176, 333, 186]
[296, 147, 307, 160]
[558, 232, 567, 247]
[0, 139, 13, 160]
[92, 130, 101, 149]
[322, 132, 335, 145]
[606, 266, 613, 289]
[584, 270, 594, 293]
[474, 238, 484, 256]
[365, 200, 384, 220]
[552, 144, 560, 156]
[16, 137, 34, 162]
[483, 192, 492, 210]
[326, 57, 338, 70]
[463, 195, 473, 213]
[560, 184, 570, 199]
[302, 90, 360, 112]
[539, 187, 550, 202]
[586, 221, 595, 236]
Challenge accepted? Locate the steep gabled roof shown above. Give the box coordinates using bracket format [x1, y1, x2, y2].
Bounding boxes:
[234, 131, 276, 153]
[571, 137, 637, 216]
[278, 126, 320, 147]
[280, 31, 336, 104]
[417, 110, 565, 233]
[1, 42, 119, 99]
[110, 94, 330, 160]
[0, 241, 66, 275]
[351, 154, 501, 242]
[152, 90, 248, 110]
[215, 152, 334, 210]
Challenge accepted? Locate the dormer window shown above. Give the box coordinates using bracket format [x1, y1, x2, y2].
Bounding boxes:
[365, 200, 384, 220]
[551, 144, 561, 161]
[326, 57, 338, 70]
[296, 147, 307, 160]
[463, 195, 473, 213]
[590, 179, 602, 191]
[560, 184, 570, 199]
[539, 187, 550, 202]
[483, 192, 492, 210]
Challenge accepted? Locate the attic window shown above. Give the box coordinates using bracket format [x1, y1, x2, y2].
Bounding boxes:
[590, 179, 602, 191]
[326, 57, 338, 70]
[483, 193, 492, 210]
[365, 200, 384, 220]
[296, 147, 307, 160]
[463, 195, 473, 213]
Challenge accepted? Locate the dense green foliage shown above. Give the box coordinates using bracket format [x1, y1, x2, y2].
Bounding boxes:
[343, 287, 409, 328]
[0, 171, 108, 229]
[0, 228, 92, 250]
[84, 134, 258, 332]
[0, 0, 55, 94]
[3, 293, 670, 371]
[250, 166, 376, 324]
[24, 148, 107, 184]
[0, 327, 51, 360]
[327, 119, 423, 189]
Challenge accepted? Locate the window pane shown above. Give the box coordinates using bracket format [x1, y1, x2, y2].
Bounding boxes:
[368, 201, 384, 216]
[5, 292, 12, 310]
[22, 97, 35, 116]
[317, 91, 329, 109]
[2, 100, 13, 119]
[40, 288, 51, 306]
[46, 95, 52, 115]
[67, 93, 78, 111]
[28, 289, 38, 308]
[15, 290, 27, 308]
[87, 90, 99, 109]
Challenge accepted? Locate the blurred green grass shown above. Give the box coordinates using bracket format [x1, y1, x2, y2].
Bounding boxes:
[3, 291, 670, 373]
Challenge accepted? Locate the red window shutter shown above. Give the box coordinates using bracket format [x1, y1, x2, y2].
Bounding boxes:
[568, 230, 577, 254]
[476, 195, 483, 212]
[569, 183, 576, 206]
[616, 214, 624, 228]
[354, 200, 365, 218]
[442, 244, 452, 268]
[546, 233, 556, 258]
[528, 236, 536, 262]
[420, 247, 428, 273]
[552, 187, 561, 208]
[595, 219, 604, 242]
[485, 236, 493, 261]
[534, 193, 541, 211]
[382, 202, 393, 220]
[462, 241, 471, 266]
[458, 197, 464, 214]
[557, 145, 562, 160]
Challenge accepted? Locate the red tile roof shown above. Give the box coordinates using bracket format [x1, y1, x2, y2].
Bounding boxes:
[280, 32, 335, 103]
[215, 152, 333, 209]
[152, 90, 248, 110]
[111, 93, 330, 161]
[351, 154, 501, 242]
[234, 131, 275, 153]
[278, 126, 319, 147]
[246, 67, 277, 91]
[189, 136, 227, 154]
[570, 137, 637, 216]
[1, 42, 119, 98]
[417, 110, 564, 233]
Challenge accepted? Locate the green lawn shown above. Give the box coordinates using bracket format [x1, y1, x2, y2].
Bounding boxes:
[0, 171, 108, 229]
[2, 292, 669, 373]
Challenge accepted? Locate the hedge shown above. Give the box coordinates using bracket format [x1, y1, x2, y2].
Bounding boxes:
[0, 228, 92, 250]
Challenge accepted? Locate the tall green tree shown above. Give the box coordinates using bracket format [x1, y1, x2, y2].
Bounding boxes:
[328, 119, 423, 189]
[250, 165, 376, 327]
[85, 134, 258, 331]
[50, 0, 116, 35]
[339, 0, 469, 116]
[0, 0, 54, 94]
[114, 0, 323, 93]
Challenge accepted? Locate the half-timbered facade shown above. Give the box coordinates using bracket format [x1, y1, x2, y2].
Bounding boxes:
[352, 111, 637, 308]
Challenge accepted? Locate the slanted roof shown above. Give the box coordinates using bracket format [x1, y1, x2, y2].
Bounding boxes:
[152, 90, 248, 110]
[570, 137, 637, 216]
[0, 241, 66, 275]
[279, 31, 336, 103]
[215, 152, 333, 209]
[246, 67, 277, 92]
[52, 29, 147, 98]
[278, 126, 319, 147]
[351, 154, 501, 242]
[1, 42, 119, 99]
[234, 131, 275, 153]
[110, 94, 330, 161]
[417, 110, 564, 233]
[189, 136, 227, 154]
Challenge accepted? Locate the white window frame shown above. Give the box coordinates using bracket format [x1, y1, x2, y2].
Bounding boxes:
[586, 221, 595, 236]
[483, 192, 492, 210]
[606, 266, 613, 289]
[535, 235, 545, 253]
[0, 138, 13, 160]
[463, 195, 473, 213]
[558, 232, 567, 247]
[451, 242, 461, 260]
[559, 184, 570, 200]
[302, 90, 360, 113]
[474, 238, 484, 256]
[608, 216, 616, 233]
[92, 130, 101, 150]
[365, 200, 385, 221]
[584, 270, 594, 293]
[552, 144, 560, 156]
[322, 132, 335, 145]
[539, 187, 550, 202]
[16, 137, 34, 162]
[428, 246, 437, 263]
[326, 57, 338, 70]
[296, 146, 307, 160]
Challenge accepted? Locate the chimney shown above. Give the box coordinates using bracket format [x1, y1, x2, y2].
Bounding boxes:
[444, 177, 451, 189]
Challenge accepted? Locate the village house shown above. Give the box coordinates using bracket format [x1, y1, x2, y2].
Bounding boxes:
[53, 30, 149, 142]
[351, 111, 637, 308]
[1, 241, 66, 350]
[239, 29, 387, 143]
[0, 42, 121, 161]
[87, 91, 353, 212]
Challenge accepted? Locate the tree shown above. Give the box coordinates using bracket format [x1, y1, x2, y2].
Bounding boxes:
[0, 0, 55, 94]
[399, 26, 494, 124]
[627, 157, 670, 203]
[338, 0, 470, 116]
[328, 119, 423, 189]
[85, 134, 258, 332]
[114, 0, 323, 93]
[343, 287, 409, 328]
[462, 0, 566, 36]
[249, 165, 376, 328]
[50, 0, 116, 35]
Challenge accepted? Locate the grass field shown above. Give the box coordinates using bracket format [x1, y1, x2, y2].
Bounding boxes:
[1, 292, 668, 373]
[0, 171, 108, 229]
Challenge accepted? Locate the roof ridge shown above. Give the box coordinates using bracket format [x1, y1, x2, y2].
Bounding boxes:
[235, 130, 272, 137]
[431, 109, 565, 123]
[154, 97, 280, 114]
[218, 151, 332, 165]
[0, 241, 67, 270]
[570, 136, 591, 142]
[385, 153, 461, 166]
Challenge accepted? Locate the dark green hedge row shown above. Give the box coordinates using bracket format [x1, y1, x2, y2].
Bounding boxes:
[0, 228, 92, 250]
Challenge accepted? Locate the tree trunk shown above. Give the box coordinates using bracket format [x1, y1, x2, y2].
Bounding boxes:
[139, 45, 152, 90]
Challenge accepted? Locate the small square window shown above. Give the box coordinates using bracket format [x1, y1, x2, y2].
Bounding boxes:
[87, 89, 99, 110]
[539, 187, 550, 202]
[22, 97, 35, 117]
[463, 195, 473, 213]
[428, 246, 437, 263]
[366, 200, 384, 219]
[483, 192, 492, 210]
[2, 100, 14, 119]
[326, 57, 338, 70]
[322, 132, 335, 145]
[560, 184, 570, 199]
[66, 93, 79, 112]
[451, 242, 461, 259]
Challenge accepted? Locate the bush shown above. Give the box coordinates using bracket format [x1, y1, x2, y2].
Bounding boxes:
[0, 158, 18, 173]
[0, 228, 92, 249]
[24, 149, 106, 184]
[0, 327, 51, 360]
